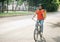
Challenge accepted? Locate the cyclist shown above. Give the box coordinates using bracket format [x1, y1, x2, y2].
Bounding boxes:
[32, 4, 46, 36]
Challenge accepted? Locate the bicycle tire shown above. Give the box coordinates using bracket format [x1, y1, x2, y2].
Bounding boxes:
[34, 28, 43, 42]
[34, 28, 38, 41]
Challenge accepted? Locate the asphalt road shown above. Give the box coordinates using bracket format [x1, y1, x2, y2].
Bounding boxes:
[0, 12, 60, 42]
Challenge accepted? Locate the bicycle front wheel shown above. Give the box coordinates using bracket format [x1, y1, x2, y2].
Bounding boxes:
[34, 28, 38, 42]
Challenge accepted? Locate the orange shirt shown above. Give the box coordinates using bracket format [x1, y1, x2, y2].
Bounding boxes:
[35, 9, 45, 20]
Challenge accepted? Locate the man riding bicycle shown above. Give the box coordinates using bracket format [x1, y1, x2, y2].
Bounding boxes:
[32, 4, 46, 36]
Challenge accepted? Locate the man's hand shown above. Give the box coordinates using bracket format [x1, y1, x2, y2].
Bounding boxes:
[32, 13, 37, 22]
[32, 13, 36, 20]
[32, 17, 34, 20]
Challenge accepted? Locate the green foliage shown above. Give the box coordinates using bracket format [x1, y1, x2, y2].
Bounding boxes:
[28, 0, 59, 12]
[43, 3, 59, 12]
[0, 0, 59, 12]
[17, 0, 24, 5]
[0, 0, 5, 2]
[6, 0, 25, 5]
[41, 0, 59, 12]
[8, 0, 13, 4]
[28, 0, 53, 6]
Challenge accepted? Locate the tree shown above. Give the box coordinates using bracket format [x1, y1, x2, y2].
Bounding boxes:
[42, 0, 59, 12]
[28, 0, 59, 12]
[15, 0, 24, 10]
[6, 0, 8, 13]
[0, 0, 6, 13]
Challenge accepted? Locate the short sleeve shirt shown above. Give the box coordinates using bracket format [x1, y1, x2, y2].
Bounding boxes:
[35, 9, 45, 20]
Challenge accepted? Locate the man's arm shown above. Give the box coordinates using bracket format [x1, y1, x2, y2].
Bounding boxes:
[43, 10, 46, 19]
[32, 13, 36, 19]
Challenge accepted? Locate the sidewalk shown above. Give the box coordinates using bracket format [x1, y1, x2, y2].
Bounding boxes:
[43, 12, 60, 42]
[0, 12, 60, 42]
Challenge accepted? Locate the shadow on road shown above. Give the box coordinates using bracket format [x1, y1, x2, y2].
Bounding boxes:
[38, 37, 46, 42]
[47, 22, 60, 28]
[52, 36, 60, 42]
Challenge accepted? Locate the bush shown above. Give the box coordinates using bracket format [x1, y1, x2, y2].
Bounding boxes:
[43, 3, 59, 12]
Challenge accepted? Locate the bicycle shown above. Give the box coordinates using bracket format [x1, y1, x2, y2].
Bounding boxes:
[32, 19, 43, 42]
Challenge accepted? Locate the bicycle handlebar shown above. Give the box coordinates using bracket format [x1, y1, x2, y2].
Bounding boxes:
[32, 18, 41, 26]
[32, 18, 36, 22]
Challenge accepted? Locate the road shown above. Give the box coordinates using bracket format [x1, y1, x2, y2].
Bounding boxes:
[0, 12, 60, 42]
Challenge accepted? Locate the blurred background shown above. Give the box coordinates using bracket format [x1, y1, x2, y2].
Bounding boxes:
[0, 0, 60, 42]
[0, 0, 60, 14]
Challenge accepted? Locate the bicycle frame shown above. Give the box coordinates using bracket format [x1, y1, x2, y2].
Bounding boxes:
[32, 19, 43, 42]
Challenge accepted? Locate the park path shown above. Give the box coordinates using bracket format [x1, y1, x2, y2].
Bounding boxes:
[0, 12, 60, 42]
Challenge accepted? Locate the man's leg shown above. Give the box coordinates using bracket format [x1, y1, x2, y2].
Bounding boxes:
[40, 20, 44, 33]
[39, 20, 44, 39]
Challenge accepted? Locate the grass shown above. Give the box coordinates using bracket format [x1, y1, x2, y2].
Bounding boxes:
[0, 11, 34, 17]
